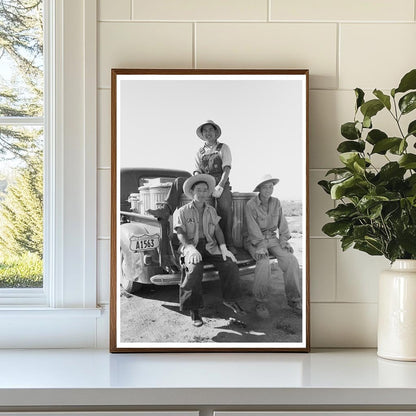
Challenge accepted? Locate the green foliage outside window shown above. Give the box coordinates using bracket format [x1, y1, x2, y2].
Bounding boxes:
[0, 0, 44, 288]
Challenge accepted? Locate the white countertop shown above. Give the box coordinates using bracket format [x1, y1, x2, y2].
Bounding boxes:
[0, 348, 416, 407]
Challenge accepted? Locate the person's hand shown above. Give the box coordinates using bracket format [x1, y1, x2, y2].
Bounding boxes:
[281, 240, 294, 253]
[212, 185, 224, 198]
[183, 245, 202, 264]
[220, 244, 237, 263]
[255, 247, 268, 261]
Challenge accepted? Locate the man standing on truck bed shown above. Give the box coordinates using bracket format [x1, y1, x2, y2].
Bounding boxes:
[147, 120, 237, 270]
[244, 174, 302, 317]
[174, 174, 245, 327]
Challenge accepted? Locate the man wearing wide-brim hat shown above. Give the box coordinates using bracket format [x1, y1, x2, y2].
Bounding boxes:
[194, 120, 236, 254]
[174, 174, 245, 327]
[243, 174, 302, 314]
[147, 120, 237, 271]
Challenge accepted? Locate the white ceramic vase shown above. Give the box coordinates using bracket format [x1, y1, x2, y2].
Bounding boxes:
[378, 259, 416, 361]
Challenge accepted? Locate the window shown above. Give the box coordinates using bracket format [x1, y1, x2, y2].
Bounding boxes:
[0, 0, 45, 294]
[0, 0, 100, 348]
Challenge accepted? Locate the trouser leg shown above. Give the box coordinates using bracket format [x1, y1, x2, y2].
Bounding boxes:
[179, 261, 204, 311]
[244, 242, 271, 301]
[205, 251, 242, 301]
[268, 243, 301, 305]
[165, 176, 187, 213]
[216, 183, 234, 247]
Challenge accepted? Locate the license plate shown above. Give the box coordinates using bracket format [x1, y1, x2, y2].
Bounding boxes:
[130, 234, 160, 252]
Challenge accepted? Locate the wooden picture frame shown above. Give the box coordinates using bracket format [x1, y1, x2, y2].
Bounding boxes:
[110, 69, 310, 352]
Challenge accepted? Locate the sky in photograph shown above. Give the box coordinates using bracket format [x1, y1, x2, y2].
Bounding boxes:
[118, 75, 306, 200]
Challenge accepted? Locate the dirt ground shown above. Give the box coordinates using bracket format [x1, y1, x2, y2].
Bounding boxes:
[120, 235, 303, 344]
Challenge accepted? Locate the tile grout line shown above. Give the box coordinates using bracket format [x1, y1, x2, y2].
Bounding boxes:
[333, 229, 338, 303]
[193, 22, 197, 69]
[98, 19, 415, 24]
[268, 0, 271, 22]
[336, 22, 340, 90]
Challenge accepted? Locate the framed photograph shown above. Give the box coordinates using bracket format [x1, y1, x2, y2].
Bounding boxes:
[110, 69, 310, 352]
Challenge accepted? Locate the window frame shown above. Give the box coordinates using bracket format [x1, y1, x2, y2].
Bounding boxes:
[0, 0, 100, 348]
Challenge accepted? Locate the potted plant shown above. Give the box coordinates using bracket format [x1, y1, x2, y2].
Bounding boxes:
[319, 68, 416, 361]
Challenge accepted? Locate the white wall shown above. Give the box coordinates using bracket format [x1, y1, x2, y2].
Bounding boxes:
[96, 0, 416, 347]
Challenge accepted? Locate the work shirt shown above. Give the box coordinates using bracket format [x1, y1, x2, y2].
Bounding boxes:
[243, 195, 291, 250]
[174, 201, 222, 255]
[194, 141, 232, 181]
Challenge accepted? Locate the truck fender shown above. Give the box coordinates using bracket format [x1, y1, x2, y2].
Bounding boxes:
[120, 222, 153, 284]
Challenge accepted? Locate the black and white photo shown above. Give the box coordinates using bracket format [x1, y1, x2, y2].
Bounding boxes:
[110, 69, 310, 352]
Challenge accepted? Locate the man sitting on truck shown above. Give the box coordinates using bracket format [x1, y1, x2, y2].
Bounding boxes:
[174, 174, 245, 327]
[147, 120, 237, 273]
[244, 174, 302, 317]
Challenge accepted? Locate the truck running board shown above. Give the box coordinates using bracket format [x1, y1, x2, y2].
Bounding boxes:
[150, 263, 256, 286]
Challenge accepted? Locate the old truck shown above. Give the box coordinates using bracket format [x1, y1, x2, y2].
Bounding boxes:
[119, 167, 257, 293]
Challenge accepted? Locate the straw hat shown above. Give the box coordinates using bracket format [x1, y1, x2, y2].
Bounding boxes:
[253, 174, 280, 192]
[196, 120, 222, 140]
[183, 174, 216, 199]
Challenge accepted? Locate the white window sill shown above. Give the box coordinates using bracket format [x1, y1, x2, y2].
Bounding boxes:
[0, 307, 103, 348]
[0, 349, 415, 409]
[0, 306, 102, 316]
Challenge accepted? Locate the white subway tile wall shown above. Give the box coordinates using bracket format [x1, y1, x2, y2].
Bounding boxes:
[196, 23, 338, 89]
[98, 90, 111, 168]
[99, 0, 131, 21]
[310, 239, 336, 302]
[270, 0, 414, 22]
[132, 0, 269, 21]
[97, 0, 416, 347]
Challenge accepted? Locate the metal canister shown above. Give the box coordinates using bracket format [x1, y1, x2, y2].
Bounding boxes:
[127, 193, 141, 213]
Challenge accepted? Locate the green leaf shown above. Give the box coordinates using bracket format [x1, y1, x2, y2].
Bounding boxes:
[407, 120, 416, 138]
[377, 162, 406, 181]
[363, 116, 372, 129]
[399, 154, 416, 169]
[341, 122, 361, 140]
[322, 221, 351, 237]
[357, 195, 389, 211]
[318, 180, 331, 194]
[339, 152, 360, 167]
[399, 92, 416, 115]
[360, 99, 384, 119]
[330, 176, 358, 199]
[389, 139, 408, 155]
[353, 158, 366, 173]
[341, 235, 355, 251]
[353, 224, 374, 240]
[325, 167, 352, 176]
[354, 241, 383, 256]
[397, 227, 416, 255]
[337, 140, 365, 153]
[369, 203, 383, 220]
[396, 69, 416, 94]
[373, 89, 391, 110]
[355, 88, 365, 110]
[326, 203, 357, 220]
[386, 240, 402, 263]
[371, 137, 402, 154]
[366, 129, 387, 145]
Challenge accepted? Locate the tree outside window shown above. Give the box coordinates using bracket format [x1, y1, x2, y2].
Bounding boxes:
[0, 0, 44, 288]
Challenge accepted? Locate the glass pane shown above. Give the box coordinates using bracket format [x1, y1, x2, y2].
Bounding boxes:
[0, 0, 44, 117]
[0, 126, 43, 288]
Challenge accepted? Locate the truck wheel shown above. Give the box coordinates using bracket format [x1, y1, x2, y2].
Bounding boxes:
[120, 250, 142, 294]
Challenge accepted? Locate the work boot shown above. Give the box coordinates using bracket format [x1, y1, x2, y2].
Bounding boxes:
[147, 203, 171, 220]
[190, 310, 203, 327]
